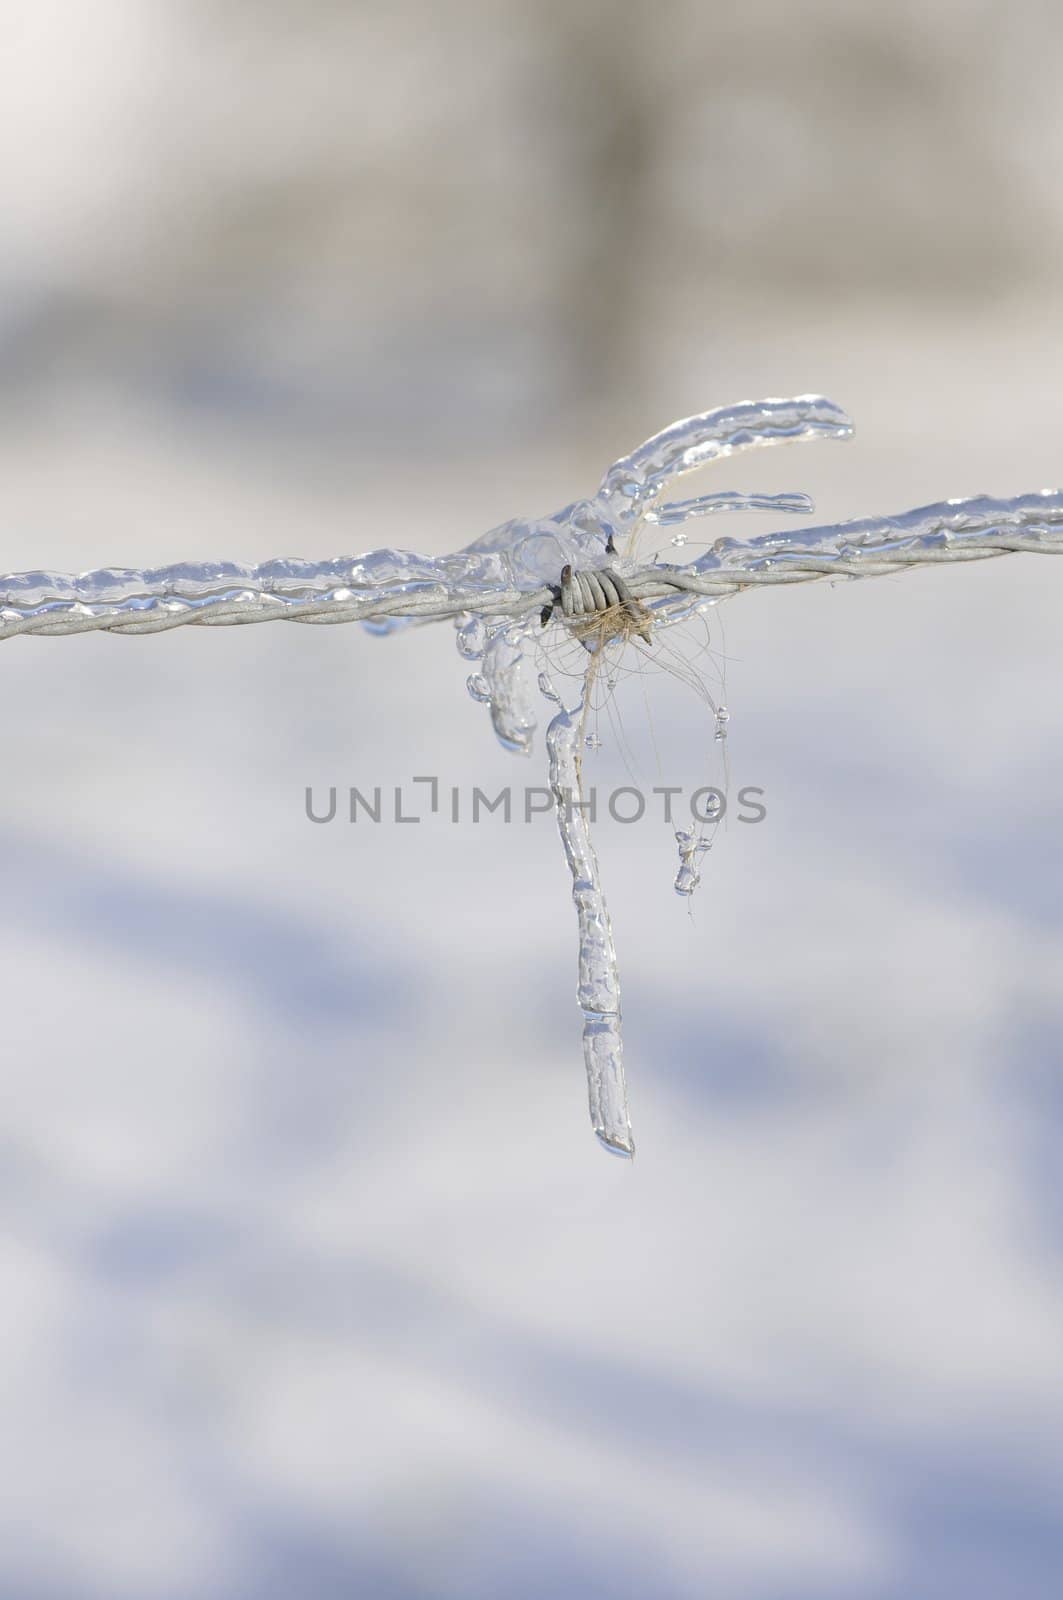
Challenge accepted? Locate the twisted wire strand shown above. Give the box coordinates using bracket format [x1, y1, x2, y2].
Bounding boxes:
[2, 492, 1062, 641]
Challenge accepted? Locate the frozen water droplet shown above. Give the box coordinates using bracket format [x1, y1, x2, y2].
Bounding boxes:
[537, 671, 560, 704]
[466, 673, 492, 703]
[455, 615, 486, 660]
[584, 733, 602, 752]
[714, 705, 730, 742]
[674, 826, 712, 896]
[670, 532, 688, 548]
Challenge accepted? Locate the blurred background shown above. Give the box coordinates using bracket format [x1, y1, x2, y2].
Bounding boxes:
[2, 2, 1063, 1596]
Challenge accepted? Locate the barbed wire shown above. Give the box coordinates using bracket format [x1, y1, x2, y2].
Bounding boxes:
[6, 394, 1061, 1158]
[2, 492, 1062, 642]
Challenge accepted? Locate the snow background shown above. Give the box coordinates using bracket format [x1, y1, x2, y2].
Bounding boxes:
[1, 4, 1062, 1596]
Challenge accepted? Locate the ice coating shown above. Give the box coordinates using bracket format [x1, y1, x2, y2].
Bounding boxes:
[8, 391, 1063, 644]
[461, 509, 613, 587]
[674, 828, 711, 898]
[0, 395, 857, 644]
[3, 395, 1062, 1156]
[546, 680, 633, 1159]
[454, 614, 486, 660]
[477, 618, 538, 755]
[597, 395, 853, 521]
[684, 491, 1063, 578]
[646, 489, 815, 528]
[0, 545, 533, 638]
[639, 490, 1063, 629]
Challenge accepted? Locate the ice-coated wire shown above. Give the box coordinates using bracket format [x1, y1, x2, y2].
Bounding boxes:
[5, 394, 1061, 1157]
[2, 496, 1062, 641]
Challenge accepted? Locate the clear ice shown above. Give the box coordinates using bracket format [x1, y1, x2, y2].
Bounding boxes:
[3, 395, 1062, 1155]
[674, 828, 712, 899]
[547, 680, 633, 1158]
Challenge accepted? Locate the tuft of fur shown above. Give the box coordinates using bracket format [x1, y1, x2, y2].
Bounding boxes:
[569, 600, 653, 648]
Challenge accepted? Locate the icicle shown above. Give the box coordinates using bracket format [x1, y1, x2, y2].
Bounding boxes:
[546, 675, 633, 1159]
